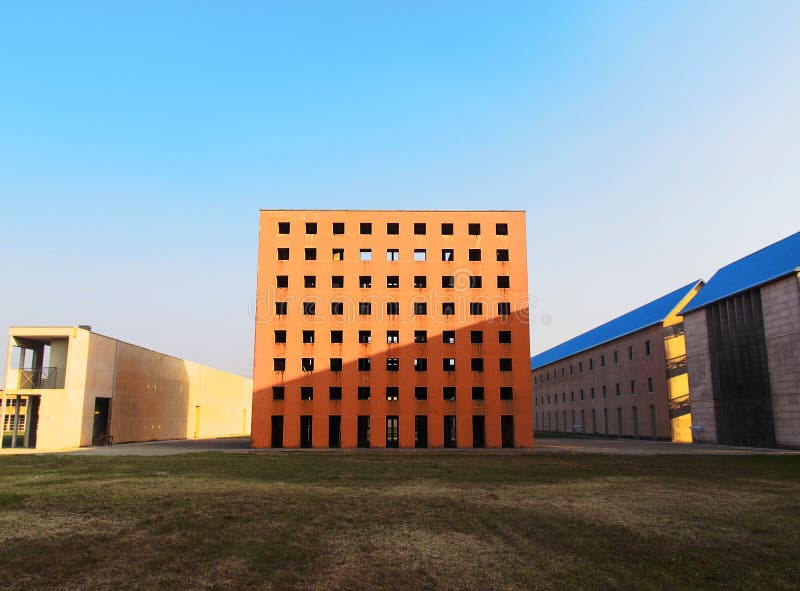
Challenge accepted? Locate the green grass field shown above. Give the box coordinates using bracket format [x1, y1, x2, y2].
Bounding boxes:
[1, 451, 798, 590]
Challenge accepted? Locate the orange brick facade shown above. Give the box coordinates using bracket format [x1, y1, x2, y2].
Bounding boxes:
[252, 210, 533, 448]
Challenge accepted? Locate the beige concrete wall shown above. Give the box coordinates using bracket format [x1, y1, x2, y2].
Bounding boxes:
[89, 333, 252, 445]
[761, 274, 800, 448]
[684, 310, 717, 443]
[3, 327, 252, 450]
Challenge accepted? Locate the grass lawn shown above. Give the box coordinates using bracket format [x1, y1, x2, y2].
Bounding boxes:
[1, 451, 799, 590]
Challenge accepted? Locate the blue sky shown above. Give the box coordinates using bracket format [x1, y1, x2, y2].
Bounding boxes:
[2, 1, 799, 381]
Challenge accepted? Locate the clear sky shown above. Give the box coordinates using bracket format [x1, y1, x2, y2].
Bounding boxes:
[2, 1, 799, 382]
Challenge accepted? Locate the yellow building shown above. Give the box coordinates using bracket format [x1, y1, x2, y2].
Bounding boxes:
[1, 326, 252, 450]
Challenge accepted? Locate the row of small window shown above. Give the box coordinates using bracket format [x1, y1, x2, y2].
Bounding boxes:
[538, 406, 656, 439]
[277, 248, 510, 263]
[536, 379, 656, 404]
[278, 221, 509, 236]
[277, 275, 511, 289]
[533, 341, 653, 384]
[277, 329, 513, 344]
[273, 357, 515, 372]
[271, 415, 514, 448]
[272, 385, 515, 401]
[275, 301, 512, 316]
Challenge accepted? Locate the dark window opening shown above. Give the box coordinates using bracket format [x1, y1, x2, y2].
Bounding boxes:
[358, 358, 371, 371]
[275, 302, 288, 315]
[330, 330, 343, 343]
[274, 330, 286, 343]
[358, 387, 370, 401]
[469, 276, 482, 288]
[332, 222, 345, 235]
[359, 275, 372, 288]
[272, 386, 285, 400]
[499, 330, 512, 344]
[441, 223, 453, 235]
[329, 387, 342, 400]
[470, 302, 483, 315]
[301, 386, 313, 400]
[387, 330, 399, 344]
[302, 330, 315, 344]
[414, 275, 427, 288]
[277, 275, 289, 288]
[331, 276, 344, 288]
[442, 275, 454, 288]
[414, 222, 426, 235]
[330, 358, 342, 372]
[498, 302, 511, 316]
[387, 302, 400, 315]
[359, 330, 371, 344]
[414, 358, 427, 372]
[305, 248, 316, 261]
[468, 223, 481, 235]
[357, 416, 370, 447]
[386, 358, 399, 372]
[471, 358, 484, 372]
[387, 222, 399, 235]
[414, 330, 427, 343]
[360, 222, 372, 234]
[305, 222, 317, 234]
[499, 358, 513, 371]
[442, 302, 455, 315]
[277, 248, 290, 260]
[496, 223, 508, 235]
[271, 416, 284, 448]
[415, 387, 428, 400]
[386, 387, 399, 401]
[442, 249, 455, 262]
[278, 222, 290, 234]
[497, 276, 510, 288]
[443, 387, 456, 401]
[472, 416, 486, 448]
[468, 249, 481, 261]
[387, 275, 399, 288]
[386, 416, 399, 448]
[471, 330, 483, 344]
[304, 276, 316, 288]
[500, 387, 513, 400]
[331, 302, 344, 315]
[443, 331, 455, 344]
[332, 248, 344, 261]
[414, 302, 427, 315]
[359, 302, 371, 315]
[472, 387, 484, 400]
[497, 249, 509, 262]
[443, 358, 456, 372]
[301, 358, 314, 372]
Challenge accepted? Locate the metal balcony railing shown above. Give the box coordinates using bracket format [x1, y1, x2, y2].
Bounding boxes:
[669, 394, 691, 418]
[17, 367, 61, 389]
[666, 355, 688, 378]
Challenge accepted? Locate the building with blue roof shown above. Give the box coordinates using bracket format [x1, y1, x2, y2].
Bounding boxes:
[682, 230, 800, 449]
[532, 281, 703, 443]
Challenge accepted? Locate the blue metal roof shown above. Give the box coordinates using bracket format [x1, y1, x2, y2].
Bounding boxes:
[530, 282, 701, 370]
[680, 230, 800, 315]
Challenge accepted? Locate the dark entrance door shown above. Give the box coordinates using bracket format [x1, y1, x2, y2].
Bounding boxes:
[443, 415, 456, 448]
[92, 398, 110, 445]
[472, 415, 485, 448]
[501, 415, 515, 448]
[271, 416, 284, 448]
[329, 416, 341, 448]
[22, 396, 41, 449]
[300, 416, 313, 448]
[414, 416, 428, 448]
[357, 416, 370, 448]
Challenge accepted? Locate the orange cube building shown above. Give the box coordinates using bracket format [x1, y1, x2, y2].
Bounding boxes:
[251, 210, 533, 448]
